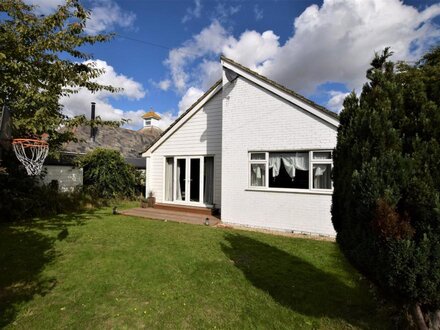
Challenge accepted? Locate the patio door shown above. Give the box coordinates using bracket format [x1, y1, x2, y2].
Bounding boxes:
[174, 157, 203, 204]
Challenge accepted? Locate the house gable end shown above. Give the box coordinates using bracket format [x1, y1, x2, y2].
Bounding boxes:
[220, 56, 339, 128]
[142, 80, 222, 157]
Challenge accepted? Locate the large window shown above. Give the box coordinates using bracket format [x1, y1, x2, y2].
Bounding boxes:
[248, 151, 333, 191]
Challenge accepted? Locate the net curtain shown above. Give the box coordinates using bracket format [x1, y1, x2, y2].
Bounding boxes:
[164, 158, 173, 201]
[312, 152, 330, 188]
[269, 152, 309, 180]
[313, 164, 331, 188]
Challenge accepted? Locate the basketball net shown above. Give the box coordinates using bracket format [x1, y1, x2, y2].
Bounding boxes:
[12, 139, 49, 176]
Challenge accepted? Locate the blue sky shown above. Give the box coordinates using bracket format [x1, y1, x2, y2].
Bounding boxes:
[26, 0, 440, 129]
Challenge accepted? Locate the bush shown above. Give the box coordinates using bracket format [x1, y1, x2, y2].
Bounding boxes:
[0, 149, 112, 222]
[0, 160, 92, 222]
[78, 148, 141, 199]
[332, 47, 440, 328]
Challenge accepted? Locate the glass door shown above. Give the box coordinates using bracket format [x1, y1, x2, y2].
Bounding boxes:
[174, 157, 203, 204]
[189, 158, 201, 202]
[175, 158, 186, 201]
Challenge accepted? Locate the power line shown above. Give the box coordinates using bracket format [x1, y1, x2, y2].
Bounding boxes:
[86, 26, 200, 57]
[115, 34, 172, 51]
[114, 32, 200, 57]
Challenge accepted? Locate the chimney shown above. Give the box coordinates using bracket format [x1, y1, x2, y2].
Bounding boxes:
[90, 102, 96, 142]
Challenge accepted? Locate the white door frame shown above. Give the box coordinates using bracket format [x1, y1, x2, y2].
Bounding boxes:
[173, 156, 204, 206]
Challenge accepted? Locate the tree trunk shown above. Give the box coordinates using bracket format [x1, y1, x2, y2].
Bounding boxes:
[426, 310, 440, 330]
[412, 303, 428, 330]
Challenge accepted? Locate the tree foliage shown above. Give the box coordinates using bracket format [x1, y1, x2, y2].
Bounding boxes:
[78, 148, 141, 199]
[332, 46, 440, 328]
[0, 0, 120, 152]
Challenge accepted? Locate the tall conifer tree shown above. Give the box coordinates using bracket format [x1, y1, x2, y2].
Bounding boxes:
[332, 46, 440, 329]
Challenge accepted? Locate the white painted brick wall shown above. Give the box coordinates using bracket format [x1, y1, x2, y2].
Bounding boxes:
[43, 165, 83, 193]
[221, 75, 338, 236]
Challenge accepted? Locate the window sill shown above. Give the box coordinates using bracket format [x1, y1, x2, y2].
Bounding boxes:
[245, 187, 333, 195]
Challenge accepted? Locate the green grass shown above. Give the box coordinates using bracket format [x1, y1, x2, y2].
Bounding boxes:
[0, 203, 395, 329]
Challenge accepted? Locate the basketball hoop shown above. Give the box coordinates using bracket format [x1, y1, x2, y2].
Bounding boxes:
[12, 138, 49, 176]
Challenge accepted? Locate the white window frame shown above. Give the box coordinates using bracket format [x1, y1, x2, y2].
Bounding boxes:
[248, 150, 333, 193]
[310, 151, 333, 191]
[248, 152, 268, 188]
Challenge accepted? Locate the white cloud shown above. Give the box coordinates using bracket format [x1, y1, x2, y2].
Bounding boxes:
[222, 30, 280, 70]
[164, 22, 279, 109]
[24, 0, 65, 14]
[151, 79, 172, 91]
[165, 0, 440, 114]
[60, 60, 149, 130]
[85, 0, 136, 35]
[197, 60, 222, 90]
[254, 5, 263, 21]
[213, 3, 241, 23]
[158, 79, 172, 91]
[156, 111, 179, 130]
[326, 91, 350, 113]
[85, 59, 145, 99]
[25, 0, 136, 35]
[178, 87, 204, 115]
[165, 20, 233, 93]
[262, 0, 440, 93]
[182, 0, 202, 23]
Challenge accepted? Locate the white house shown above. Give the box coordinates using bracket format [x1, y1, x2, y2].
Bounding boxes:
[142, 56, 339, 236]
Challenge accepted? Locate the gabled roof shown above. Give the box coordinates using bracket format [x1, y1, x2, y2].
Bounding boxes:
[142, 79, 222, 155]
[142, 57, 339, 156]
[220, 56, 339, 121]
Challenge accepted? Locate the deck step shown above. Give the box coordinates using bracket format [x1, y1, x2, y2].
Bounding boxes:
[153, 203, 212, 216]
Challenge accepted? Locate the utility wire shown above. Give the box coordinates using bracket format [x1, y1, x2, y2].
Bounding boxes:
[114, 34, 174, 51]
[85, 26, 200, 57]
[114, 32, 200, 57]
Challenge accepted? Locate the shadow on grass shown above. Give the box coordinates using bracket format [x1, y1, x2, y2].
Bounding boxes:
[221, 234, 385, 328]
[0, 212, 92, 327]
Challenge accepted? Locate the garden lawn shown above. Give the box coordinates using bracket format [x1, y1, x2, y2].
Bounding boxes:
[0, 203, 395, 329]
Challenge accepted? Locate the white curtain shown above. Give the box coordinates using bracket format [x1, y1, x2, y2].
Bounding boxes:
[313, 164, 332, 189]
[269, 152, 309, 180]
[176, 161, 182, 200]
[165, 158, 174, 201]
[268, 156, 281, 177]
[314, 165, 326, 176]
[204, 157, 214, 204]
[251, 164, 265, 186]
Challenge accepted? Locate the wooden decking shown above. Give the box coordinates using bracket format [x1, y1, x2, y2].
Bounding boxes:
[120, 204, 221, 226]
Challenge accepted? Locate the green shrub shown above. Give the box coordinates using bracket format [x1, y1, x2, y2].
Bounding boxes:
[332, 47, 440, 327]
[0, 148, 135, 222]
[0, 170, 89, 222]
[78, 148, 141, 199]
[0, 150, 102, 222]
